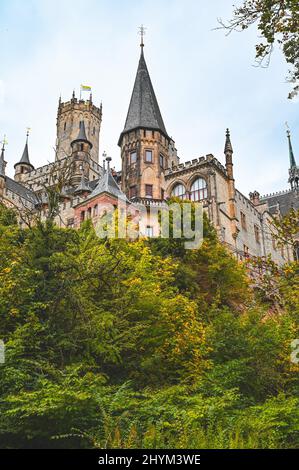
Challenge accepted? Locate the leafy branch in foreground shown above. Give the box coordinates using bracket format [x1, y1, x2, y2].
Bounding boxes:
[218, 0, 299, 98]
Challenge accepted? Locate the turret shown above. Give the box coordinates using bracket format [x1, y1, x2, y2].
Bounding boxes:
[14, 131, 34, 183]
[118, 30, 178, 201]
[70, 121, 92, 186]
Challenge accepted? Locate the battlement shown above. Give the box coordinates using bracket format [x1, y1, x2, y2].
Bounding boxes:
[58, 98, 102, 119]
[260, 188, 293, 199]
[165, 154, 227, 177]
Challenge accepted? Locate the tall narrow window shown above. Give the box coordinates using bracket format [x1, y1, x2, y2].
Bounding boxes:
[146, 226, 154, 238]
[160, 154, 164, 169]
[145, 150, 153, 163]
[240, 211, 247, 231]
[145, 184, 153, 199]
[130, 151, 137, 165]
[254, 225, 260, 244]
[129, 186, 137, 199]
[190, 178, 207, 201]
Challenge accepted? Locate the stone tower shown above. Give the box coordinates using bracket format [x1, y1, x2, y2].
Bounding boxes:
[56, 92, 102, 163]
[118, 39, 178, 201]
[14, 131, 34, 183]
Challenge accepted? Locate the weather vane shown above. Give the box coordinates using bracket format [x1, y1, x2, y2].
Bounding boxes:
[285, 122, 291, 137]
[139, 24, 146, 48]
[26, 127, 31, 138]
[1, 134, 8, 149]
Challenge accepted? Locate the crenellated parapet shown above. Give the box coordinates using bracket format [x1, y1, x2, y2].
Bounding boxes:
[165, 154, 227, 179]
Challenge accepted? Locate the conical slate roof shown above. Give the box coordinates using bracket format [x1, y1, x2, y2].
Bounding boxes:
[287, 131, 297, 169]
[14, 136, 34, 169]
[72, 121, 93, 148]
[119, 49, 168, 144]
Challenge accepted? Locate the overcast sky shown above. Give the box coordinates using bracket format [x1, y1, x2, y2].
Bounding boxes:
[0, 0, 298, 196]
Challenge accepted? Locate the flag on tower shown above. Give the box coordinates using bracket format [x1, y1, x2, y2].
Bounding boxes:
[81, 84, 92, 92]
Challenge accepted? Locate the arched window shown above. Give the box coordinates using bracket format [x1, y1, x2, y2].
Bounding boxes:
[171, 183, 186, 199]
[190, 178, 207, 201]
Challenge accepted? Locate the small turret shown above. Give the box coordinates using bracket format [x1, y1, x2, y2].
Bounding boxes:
[14, 130, 34, 183]
[70, 121, 92, 186]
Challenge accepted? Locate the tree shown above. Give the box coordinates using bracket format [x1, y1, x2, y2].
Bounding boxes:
[219, 1, 299, 99]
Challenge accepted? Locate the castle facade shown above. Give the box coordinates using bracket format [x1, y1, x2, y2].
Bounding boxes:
[0, 41, 298, 264]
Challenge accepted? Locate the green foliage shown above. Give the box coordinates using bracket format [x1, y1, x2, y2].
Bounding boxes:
[0, 204, 298, 448]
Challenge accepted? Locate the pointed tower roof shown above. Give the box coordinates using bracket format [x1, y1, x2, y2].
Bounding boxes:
[74, 172, 92, 195]
[72, 121, 93, 148]
[287, 130, 297, 168]
[224, 128, 233, 154]
[90, 156, 127, 200]
[14, 131, 34, 169]
[0, 144, 6, 177]
[119, 46, 169, 145]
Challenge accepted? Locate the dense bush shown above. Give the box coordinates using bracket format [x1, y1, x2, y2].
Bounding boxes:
[0, 204, 298, 448]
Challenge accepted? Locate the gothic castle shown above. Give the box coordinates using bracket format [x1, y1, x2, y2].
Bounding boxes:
[0, 40, 298, 264]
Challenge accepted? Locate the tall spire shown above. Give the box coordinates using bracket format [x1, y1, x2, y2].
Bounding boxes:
[287, 130, 297, 168]
[287, 129, 299, 191]
[0, 138, 6, 177]
[118, 28, 169, 145]
[14, 129, 34, 169]
[224, 128, 233, 154]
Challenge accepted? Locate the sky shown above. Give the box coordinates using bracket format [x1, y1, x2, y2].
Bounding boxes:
[0, 0, 298, 196]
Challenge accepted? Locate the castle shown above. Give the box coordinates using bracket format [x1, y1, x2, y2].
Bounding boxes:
[0, 38, 298, 264]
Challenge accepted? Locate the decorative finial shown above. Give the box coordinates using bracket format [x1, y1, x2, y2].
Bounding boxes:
[89, 92, 92, 102]
[139, 24, 146, 48]
[224, 128, 233, 154]
[72, 90, 75, 100]
[106, 155, 112, 171]
[1, 134, 8, 151]
[26, 127, 31, 142]
[102, 151, 107, 171]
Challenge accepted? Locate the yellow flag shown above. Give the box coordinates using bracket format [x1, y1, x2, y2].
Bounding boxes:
[81, 85, 92, 92]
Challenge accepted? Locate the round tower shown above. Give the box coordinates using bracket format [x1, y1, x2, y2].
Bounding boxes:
[56, 92, 102, 163]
